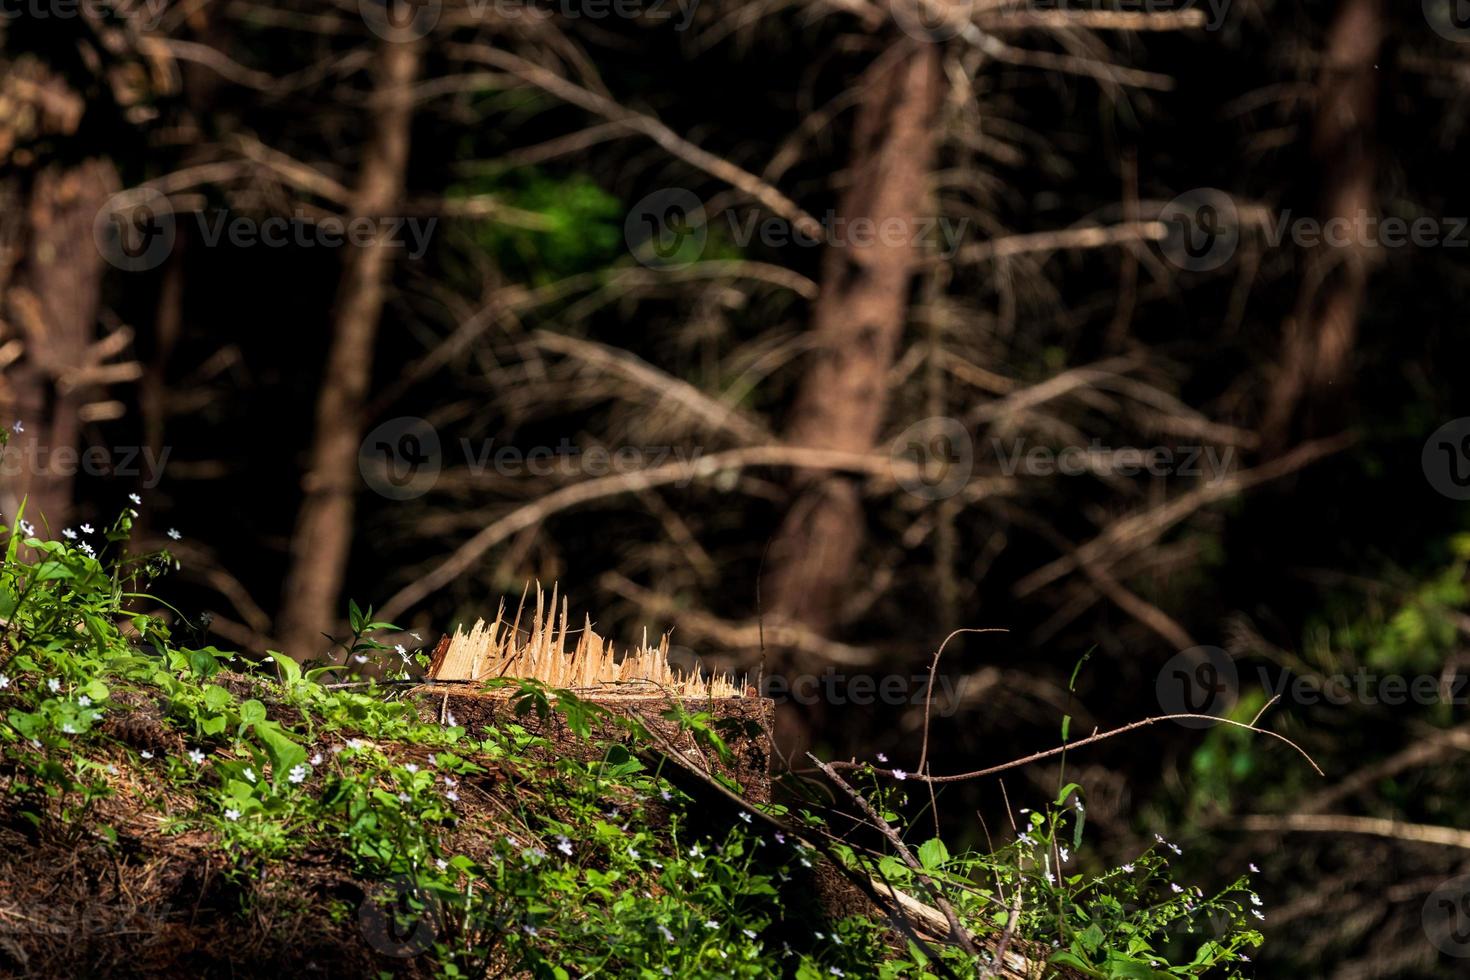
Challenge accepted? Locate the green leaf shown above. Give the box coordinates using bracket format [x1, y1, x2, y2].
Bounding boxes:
[256, 722, 306, 779]
[917, 838, 949, 871]
[187, 649, 221, 679]
[239, 699, 267, 726]
[1055, 782, 1082, 806]
[267, 651, 301, 687]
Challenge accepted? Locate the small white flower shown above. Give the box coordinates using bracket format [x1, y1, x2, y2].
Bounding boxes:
[1250, 894, 1262, 906]
[61, 722, 76, 734]
[77, 695, 91, 708]
[18, 520, 33, 536]
[743, 928, 757, 939]
[738, 811, 752, 823]
[189, 749, 206, 764]
[435, 858, 448, 871]
[395, 644, 408, 659]
[404, 763, 418, 773]
[556, 836, 573, 856]
[1169, 842, 1182, 855]
[774, 831, 786, 844]
[410, 631, 422, 641]
[704, 919, 718, 929]
[427, 754, 438, 766]
[660, 789, 672, 801]
[62, 528, 76, 540]
[829, 969, 845, 978]
[225, 808, 240, 821]
[1170, 883, 1183, 893]
[446, 712, 458, 727]
[876, 752, 888, 762]
[1252, 910, 1265, 921]
[446, 789, 459, 802]
[79, 543, 95, 557]
[11, 420, 22, 433]
[628, 847, 640, 860]
[1058, 846, 1070, 863]
[140, 749, 154, 760]
[397, 792, 410, 802]
[310, 752, 323, 765]
[690, 868, 704, 879]
[689, 844, 703, 857]
[443, 776, 457, 788]
[1121, 863, 1134, 873]
[657, 925, 674, 943]
[243, 768, 256, 782]
[1044, 871, 1055, 885]
[353, 654, 367, 663]
[80, 523, 94, 534]
[522, 925, 538, 936]
[167, 528, 181, 540]
[129, 493, 142, 505]
[892, 769, 907, 781]
[288, 764, 308, 784]
[1250, 862, 1260, 873]
[47, 678, 60, 692]
[0, 675, 9, 689]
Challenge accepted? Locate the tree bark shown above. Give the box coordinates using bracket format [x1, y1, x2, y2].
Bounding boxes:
[762, 41, 943, 644]
[278, 37, 423, 659]
[1262, 0, 1380, 452]
[0, 157, 118, 530]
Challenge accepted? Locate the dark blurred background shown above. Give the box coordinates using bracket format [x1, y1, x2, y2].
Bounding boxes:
[5, 0, 1470, 973]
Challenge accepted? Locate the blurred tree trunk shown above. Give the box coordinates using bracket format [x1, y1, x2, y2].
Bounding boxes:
[0, 153, 117, 530]
[278, 37, 423, 659]
[1262, 0, 1380, 451]
[762, 41, 942, 644]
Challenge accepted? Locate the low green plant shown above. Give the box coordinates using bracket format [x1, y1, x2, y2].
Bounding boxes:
[0, 472, 1262, 977]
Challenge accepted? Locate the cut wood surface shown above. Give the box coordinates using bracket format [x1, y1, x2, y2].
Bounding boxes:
[426, 584, 742, 699]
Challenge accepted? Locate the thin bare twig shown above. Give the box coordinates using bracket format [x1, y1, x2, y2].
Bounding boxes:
[830, 697, 1324, 783]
